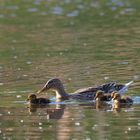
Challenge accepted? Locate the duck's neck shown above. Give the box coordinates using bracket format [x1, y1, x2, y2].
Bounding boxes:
[54, 85, 69, 100]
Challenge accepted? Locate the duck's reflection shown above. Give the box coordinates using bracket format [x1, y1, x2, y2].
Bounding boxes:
[28, 103, 66, 119]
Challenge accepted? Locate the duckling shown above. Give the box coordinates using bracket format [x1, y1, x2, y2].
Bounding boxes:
[27, 93, 50, 104]
[112, 92, 133, 109]
[95, 90, 112, 101]
[95, 90, 107, 109]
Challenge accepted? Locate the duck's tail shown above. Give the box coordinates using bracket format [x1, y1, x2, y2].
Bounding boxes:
[118, 81, 134, 95]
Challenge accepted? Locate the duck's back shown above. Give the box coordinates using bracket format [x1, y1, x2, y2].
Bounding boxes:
[71, 82, 124, 100]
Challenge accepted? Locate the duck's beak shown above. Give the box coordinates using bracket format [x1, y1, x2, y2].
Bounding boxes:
[37, 86, 47, 94]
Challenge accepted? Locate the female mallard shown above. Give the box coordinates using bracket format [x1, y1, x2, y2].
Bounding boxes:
[27, 93, 50, 104]
[37, 78, 133, 101]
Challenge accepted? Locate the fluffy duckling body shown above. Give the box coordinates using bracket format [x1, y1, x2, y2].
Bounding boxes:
[112, 92, 133, 109]
[37, 78, 132, 101]
[27, 94, 50, 104]
[95, 90, 110, 109]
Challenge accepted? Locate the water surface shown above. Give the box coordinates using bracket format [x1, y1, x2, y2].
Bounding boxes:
[0, 0, 140, 139]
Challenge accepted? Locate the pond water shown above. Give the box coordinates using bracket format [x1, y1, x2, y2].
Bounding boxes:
[0, 0, 140, 139]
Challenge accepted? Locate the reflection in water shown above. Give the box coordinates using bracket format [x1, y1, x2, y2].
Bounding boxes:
[28, 103, 66, 120]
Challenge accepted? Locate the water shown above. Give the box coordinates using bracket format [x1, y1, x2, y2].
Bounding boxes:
[0, 0, 140, 139]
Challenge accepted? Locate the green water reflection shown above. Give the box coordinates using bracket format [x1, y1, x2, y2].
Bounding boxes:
[0, 0, 140, 139]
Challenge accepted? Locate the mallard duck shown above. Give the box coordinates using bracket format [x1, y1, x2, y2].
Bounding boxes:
[37, 78, 133, 101]
[27, 93, 50, 104]
[112, 92, 133, 109]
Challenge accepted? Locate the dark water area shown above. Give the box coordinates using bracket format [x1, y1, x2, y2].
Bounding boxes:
[0, 0, 140, 139]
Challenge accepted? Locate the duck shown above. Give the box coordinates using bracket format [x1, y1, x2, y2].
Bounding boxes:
[112, 92, 133, 109]
[27, 93, 50, 104]
[37, 78, 133, 101]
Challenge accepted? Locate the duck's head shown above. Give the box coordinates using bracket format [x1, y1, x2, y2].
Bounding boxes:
[37, 78, 63, 94]
[95, 90, 104, 100]
[27, 94, 37, 101]
[112, 93, 121, 100]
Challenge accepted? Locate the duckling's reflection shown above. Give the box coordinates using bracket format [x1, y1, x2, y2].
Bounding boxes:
[28, 103, 66, 119]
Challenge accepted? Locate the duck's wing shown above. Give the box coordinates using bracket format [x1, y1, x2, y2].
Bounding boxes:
[118, 81, 133, 95]
[74, 87, 97, 93]
[97, 81, 133, 94]
[72, 87, 98, 100]
[97, 82, 123, 93]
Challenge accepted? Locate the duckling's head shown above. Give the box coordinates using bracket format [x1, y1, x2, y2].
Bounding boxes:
[112, 93, 121, 100]
[111, 91, 118, 99]
[95, 90, 104, 100]
[27, 94, 37, 101]
[37, 78, 63, 94]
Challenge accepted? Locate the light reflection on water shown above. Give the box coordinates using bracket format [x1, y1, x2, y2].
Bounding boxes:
[0, 99, 140, 140]
[0, 0, 136, 18]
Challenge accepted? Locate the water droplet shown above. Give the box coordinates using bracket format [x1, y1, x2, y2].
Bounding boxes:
[0, 83, 4, 86]
[26, 61, 32, 65]
[16, 95, 22, 98]
[13, 56, 17, 59]
[39, 127, 42, 130]
[20, 120, 24, 123]
[8, 111, 11, 114]
[128, 127, 131, 131]
[75, 122, 80, 126]
[104, 77, 109, 80]
[39, 122, 42, 125]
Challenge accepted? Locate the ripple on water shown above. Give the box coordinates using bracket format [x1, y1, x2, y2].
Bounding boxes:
[0, 14, 5, 18]
[27, 7, 39, 12]
[51, 6, 64, 15]
[67, 10, 79, 17]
